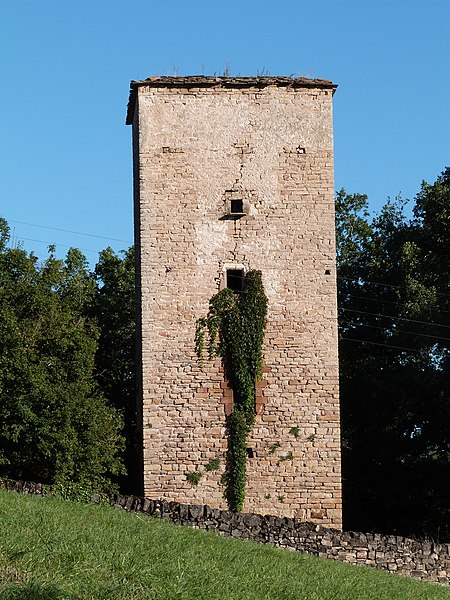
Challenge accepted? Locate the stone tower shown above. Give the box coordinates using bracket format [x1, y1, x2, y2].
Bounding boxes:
[126, 76, 341, 528]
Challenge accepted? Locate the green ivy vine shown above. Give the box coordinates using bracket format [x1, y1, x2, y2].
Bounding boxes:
[195, 270, 267, 511]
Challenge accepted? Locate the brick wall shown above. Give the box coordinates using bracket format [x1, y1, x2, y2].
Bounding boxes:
[128, 77, 341, 527]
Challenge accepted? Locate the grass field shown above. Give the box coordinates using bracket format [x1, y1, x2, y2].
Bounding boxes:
[0, 489, 448, 600]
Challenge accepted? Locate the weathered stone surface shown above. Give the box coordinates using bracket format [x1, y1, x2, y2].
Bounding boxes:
[188, 504, 204, 520]
[129, 77, 341, 528]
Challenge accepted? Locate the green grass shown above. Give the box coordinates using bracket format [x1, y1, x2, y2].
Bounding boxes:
[0, 490, 448, 600]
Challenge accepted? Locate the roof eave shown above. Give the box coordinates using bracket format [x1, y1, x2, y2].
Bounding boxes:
[125, 76, 338, 125]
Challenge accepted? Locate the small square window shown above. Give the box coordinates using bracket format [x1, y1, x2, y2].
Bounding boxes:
[230, 199, 244, 214]
[226, 269, 244, 292]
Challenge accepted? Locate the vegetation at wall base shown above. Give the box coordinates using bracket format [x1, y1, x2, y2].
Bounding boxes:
[196, 271, 267, 511]
[48, 481, 110, 504]
[1, 490, 448, 600]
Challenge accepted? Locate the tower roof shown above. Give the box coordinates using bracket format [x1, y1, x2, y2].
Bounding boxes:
[126, 75, 337, 125]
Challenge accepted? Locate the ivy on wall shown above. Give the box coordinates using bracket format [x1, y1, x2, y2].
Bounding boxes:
[195, 270, 268, 511]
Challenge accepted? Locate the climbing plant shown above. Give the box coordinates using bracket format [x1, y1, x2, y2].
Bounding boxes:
[195, 270, 267, 511]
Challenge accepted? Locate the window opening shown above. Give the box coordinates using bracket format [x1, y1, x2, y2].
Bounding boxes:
[230, 199, 244, 214]
[227, 269, 244, 292]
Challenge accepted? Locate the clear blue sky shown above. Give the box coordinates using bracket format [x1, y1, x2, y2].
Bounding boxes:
[1, 0, 449, 265]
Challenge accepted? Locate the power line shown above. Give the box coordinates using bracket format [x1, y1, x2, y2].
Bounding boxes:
[340, 307, 450, 329]
[7, 219, 132, 244]
[14, 237, 100, 255]
[339, 292, 399, 306]
[338, 292, 450, 315]
[341, 321, 450, 343]
[339, 276, 450, 299]
[340, 337, 425, 353]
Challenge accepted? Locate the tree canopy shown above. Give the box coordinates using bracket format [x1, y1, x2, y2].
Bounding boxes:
[93, 246, 137, 491]
[0, 220, 126, 491]
[338, 167, 450, 539]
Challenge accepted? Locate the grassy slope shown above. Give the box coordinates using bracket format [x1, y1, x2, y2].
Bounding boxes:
[0, 490, 448, 600]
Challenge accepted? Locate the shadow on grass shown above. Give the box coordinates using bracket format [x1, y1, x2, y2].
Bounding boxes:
[0, 581, 79, 600]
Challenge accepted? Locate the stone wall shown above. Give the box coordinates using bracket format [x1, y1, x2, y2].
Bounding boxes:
[127, 77, 341, 527]
[1, 479, 449, 586]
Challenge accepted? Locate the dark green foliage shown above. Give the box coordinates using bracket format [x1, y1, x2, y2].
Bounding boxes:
[337, 167, 450, 540]
[0, 219, 125, 492]
[225, 410, 248, 511]
[289, 426, 300, 439]
[93, 247, 137, 492]
[221, 271, 267, 422]
[204, 457, 220, 472]
[196, 270, 267, 511]
[186, 471, 202, 486]
[268, 441, 281, 454]
[195, 287, 236, 361]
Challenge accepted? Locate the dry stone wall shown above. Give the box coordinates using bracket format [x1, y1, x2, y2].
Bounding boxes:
[2, 479, 449, 586]
[128, 77, 341, 527]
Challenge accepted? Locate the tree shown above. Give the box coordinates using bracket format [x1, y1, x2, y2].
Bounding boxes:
[337, 168, 450, 539]
[0, 219, 125, 491]
[93, 246, 137, 492]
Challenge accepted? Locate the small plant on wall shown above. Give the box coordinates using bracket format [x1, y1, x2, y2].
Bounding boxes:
[186, 471, 202, 486]
[195, 270, 267, 511]
[205, 457, 221, 472]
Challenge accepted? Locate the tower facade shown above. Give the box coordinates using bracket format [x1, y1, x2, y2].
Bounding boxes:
[127, 76, 341, 528]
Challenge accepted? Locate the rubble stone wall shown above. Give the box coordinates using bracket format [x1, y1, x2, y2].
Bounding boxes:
[131, 78, 341, 527]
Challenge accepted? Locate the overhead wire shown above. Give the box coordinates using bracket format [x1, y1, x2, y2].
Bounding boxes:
[339, 292, 399, 306]
[340, 337, 426, 353]
[7, 219, 132, 244]
[4, 222, 450, 333]
[338, 293, 450, 315]
[16, 237, 100, 255]
[339, 276, 450, 299]
[340, 294, 450, 351]
[340, 307, 450, 329]
[341, 321, 450, 343]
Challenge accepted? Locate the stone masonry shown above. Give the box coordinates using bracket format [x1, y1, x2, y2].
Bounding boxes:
[126, 76, 341, 528]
